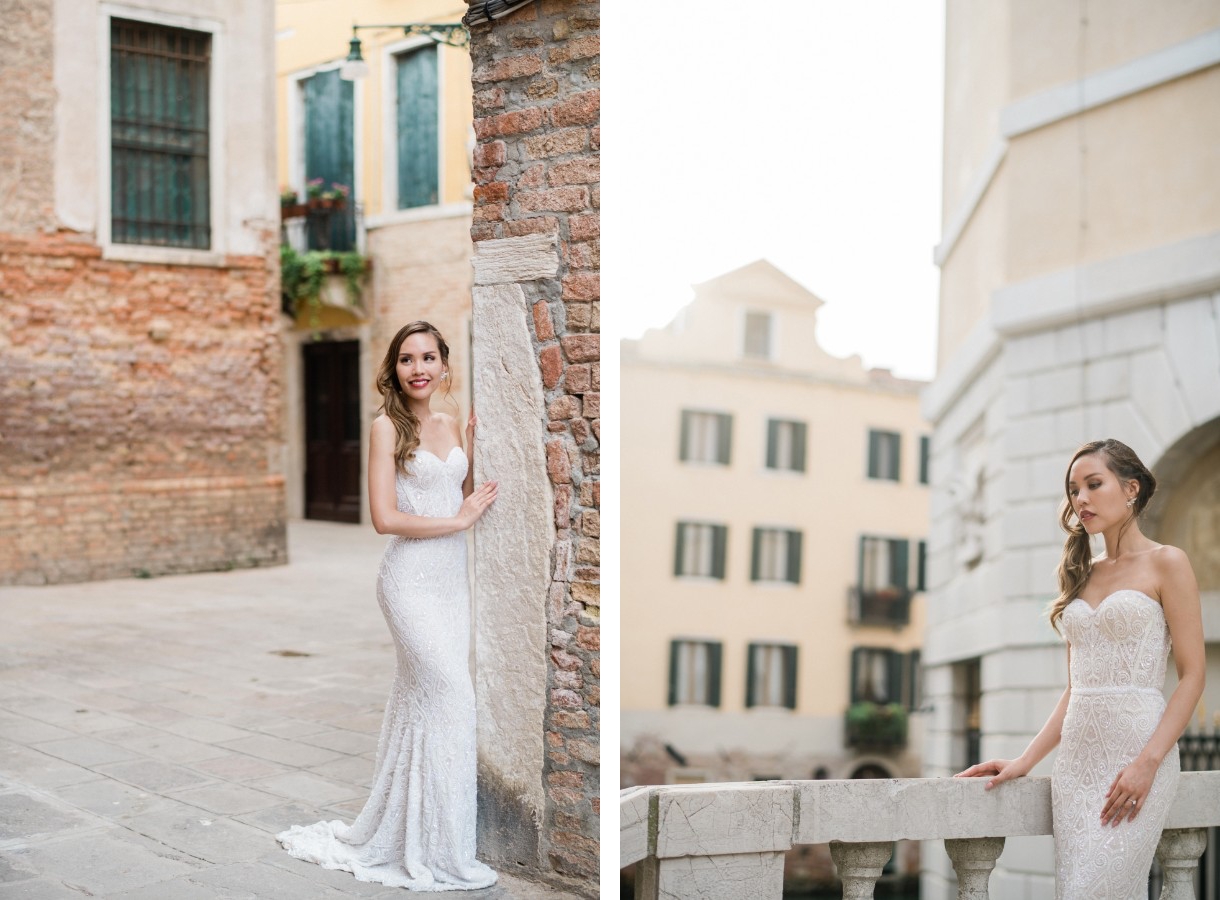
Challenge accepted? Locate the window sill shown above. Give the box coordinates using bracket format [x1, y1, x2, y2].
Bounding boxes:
[760, 467, 806, 476]
[749, 579, 801, 588]
[865, 475, 902, 483]
[678, 460, 731, 468]
[674, 574, 725, 583]
[103, 243, 226, 267]
[363, 202, 472, 230]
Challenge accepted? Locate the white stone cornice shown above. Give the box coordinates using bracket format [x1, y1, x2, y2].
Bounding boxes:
[1000, 28, 1220, 139]
[925, 230, 1220, 423]
[933, 140, 1006, 267]
[921, 316, 1001, 424]
[934, 28, 1220, 268]
[992, 230, 1220, 337]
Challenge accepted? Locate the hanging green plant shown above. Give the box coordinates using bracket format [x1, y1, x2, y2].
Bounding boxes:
[280, 246, 370, 319]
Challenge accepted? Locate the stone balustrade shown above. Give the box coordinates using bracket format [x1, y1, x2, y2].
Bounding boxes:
[621, 772, 1220, 899]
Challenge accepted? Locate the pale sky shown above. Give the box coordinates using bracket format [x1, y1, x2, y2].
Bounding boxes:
[602, 2, 946, 381]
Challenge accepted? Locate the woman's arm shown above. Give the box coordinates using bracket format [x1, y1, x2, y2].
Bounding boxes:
[955, 647, 1072, 787]
[1099, 547, 1203, 826]
[461, 409, 475, 499]
[368, 416, 496, 537]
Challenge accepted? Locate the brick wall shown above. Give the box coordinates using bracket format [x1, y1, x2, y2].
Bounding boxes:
[466, 0, 600, 880]
[0, 233, 286, 584]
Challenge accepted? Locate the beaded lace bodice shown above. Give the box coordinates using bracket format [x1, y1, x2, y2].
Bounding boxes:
[1063, 589, 1172, 691]
[1052, 589, 1179, 900]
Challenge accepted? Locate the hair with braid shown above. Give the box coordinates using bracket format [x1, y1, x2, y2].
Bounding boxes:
[1049, 439, 1156, 632]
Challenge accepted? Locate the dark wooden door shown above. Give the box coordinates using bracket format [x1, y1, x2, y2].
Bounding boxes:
[304, 340, 361, 523]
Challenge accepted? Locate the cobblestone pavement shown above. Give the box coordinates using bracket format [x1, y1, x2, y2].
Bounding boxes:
[0, 521, 589, 899]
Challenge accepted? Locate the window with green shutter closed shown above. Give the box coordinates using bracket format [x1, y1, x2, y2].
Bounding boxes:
[396, 45, 440, 209]
[110, 19, 211, 250]
[304, 69, 355, 251]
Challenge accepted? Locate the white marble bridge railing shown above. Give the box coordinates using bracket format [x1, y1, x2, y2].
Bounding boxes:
[620, 772, 1220, 899]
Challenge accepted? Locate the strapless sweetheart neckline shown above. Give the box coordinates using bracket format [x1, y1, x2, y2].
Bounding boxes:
[1070, 588, 1160, 614]
[415, 446, 464, 463]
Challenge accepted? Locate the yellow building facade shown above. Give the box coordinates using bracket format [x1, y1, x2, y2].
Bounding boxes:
[621, 261, 931, 786]
[274, 2, 475, 523]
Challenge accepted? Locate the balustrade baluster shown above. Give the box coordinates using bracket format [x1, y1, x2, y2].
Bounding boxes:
[829, 840, 894, 899]
[945, 837, 1005, 899]
[1156, 828, 1208, 900]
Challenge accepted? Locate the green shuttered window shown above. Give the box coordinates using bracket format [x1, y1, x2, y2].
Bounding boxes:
[679, 410, 732, 464]
[746, 643, 797, 709]
[667, 640, 722, 707]
[673, 522, 728, 579]
[110, 19, 211, 249]
[304, 69, 355, 251]
[851, 646, 921, 711]
[867, 429, 901, 481]
[396, 45, 440, 209]
[765, 419, 807, 472]
[751, 527, 802, 584]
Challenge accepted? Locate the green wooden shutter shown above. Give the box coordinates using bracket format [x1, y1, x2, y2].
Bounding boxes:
[850, 647, 864, 703]
[857, 535, 867, 592]
[919, 435, 930, 484]
[905, 650, 921, 710]
[707, 642, 722, 708]
[792, 422, 807, 472]
[889, 433, 902, 480]
[782, 645, 798, 709]
[786, 530, 802, 584]
[396, 44, 439, 209]
[711, 525, 727, 579]
[867, 430, 880, 478]
[679, 411, 691, 461]
[745, 643, 757, 708]
[750, 528, 762, 581]
[765, 419, 778, 468]
[717, 413, 732, 464]
[667, 641, 680, 706]
[886, 650, 903, 705]
[673, 522, 686, 577]
[917, 540, 927, 592]
[304, 68, 355, 251]
[891, 539, 909, 589]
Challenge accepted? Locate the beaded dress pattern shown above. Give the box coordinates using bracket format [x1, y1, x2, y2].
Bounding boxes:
[277, 447, 496, 891]
[1052, 589, 1179, 899]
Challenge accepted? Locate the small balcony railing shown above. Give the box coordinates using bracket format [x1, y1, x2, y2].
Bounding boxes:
[848, 585, 911, 627]
[621, 772, 1220, 899]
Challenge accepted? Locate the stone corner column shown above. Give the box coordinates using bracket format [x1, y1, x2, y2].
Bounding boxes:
[470, 235, 558, 868]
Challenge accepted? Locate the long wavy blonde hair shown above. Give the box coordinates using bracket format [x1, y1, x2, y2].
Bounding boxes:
[375, 321, 451, 474]
[1048, 439, 1156, 633]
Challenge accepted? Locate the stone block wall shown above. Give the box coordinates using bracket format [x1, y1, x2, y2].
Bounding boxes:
[466, 0, 600, 881]
[0, 233, 286, 585]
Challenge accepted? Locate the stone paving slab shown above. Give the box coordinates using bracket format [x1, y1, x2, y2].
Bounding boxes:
[0, 521, 591, 899]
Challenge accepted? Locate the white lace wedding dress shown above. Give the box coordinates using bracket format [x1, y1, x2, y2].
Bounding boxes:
[277, 447, 496, 891]
[1052, 589, 1179, 899]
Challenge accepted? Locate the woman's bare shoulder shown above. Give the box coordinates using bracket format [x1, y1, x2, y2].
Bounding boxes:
[1151, 543, 1192, 576]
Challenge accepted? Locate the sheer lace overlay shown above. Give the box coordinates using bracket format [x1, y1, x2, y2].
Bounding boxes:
[277, 447, 496, 891]
[1052, 590, 1179, 899]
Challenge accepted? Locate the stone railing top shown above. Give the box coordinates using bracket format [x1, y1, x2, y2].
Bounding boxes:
[619, 772, 1220, 868]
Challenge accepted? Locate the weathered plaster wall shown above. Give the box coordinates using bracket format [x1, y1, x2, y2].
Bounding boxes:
[1, 0, 56, 233]
[466, 0, 600, 882]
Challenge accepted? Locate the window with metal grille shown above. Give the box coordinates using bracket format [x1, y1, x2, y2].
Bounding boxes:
[673, 522, 727, 579]
[746, 642, 797, 709]
[667, 640, 722, 707]
[743, 311, 773, 359]
[110, 18, 211, 249]
[766, 418, 807, 472]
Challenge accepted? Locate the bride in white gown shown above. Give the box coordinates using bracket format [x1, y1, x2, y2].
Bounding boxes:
[957, 438, 1203, 900]
[278, 321, 499, 891]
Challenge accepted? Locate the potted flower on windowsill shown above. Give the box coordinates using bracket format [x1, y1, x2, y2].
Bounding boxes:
[280, 186, 306, 219]
[845, 701, 908, 749]
[319, 182, 350, 210]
